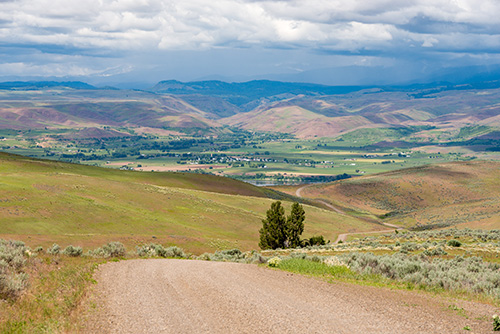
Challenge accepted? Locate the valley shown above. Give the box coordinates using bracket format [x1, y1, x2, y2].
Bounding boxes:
[1, 80, 500, 333]
[1, 80, 499, 186]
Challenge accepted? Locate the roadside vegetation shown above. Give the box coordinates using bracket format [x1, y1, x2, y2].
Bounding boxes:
[5, 228, 500, 331]
[0, 240, 196, 333]
[0, 240, 105, 333]
[195, 228, 500, 308]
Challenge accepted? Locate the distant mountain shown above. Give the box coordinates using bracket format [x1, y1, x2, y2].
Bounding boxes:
[0, 81, 96, 90]
[149, 80, 368, 107]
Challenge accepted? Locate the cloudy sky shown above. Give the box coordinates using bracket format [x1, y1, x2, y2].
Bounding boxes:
[1, 0, 500, 86]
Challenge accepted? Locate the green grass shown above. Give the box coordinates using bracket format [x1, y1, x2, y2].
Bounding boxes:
[277, 258, 354, 277]
[0, 152, 378, 253]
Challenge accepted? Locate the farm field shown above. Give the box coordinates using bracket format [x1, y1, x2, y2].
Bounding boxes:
[1, 126, 487, 186]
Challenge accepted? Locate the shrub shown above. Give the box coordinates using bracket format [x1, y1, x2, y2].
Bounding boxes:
[423, 247, 447, 256]
[341, 252, 500, 298]
[163, 246, 186, 258]
[63, 245, 83, 257]
[0, 272, 28, 300]
[290, 252, 307, 260]
[47, 243, 61, 255]
[210, 249, 245, 262]
[447, 239, 462, 247]
[493, 315, 500, 331]
[136, 244, 186, 258]
[0, 242, 26, 270]
[309, 235, 326, 246]
[310, 255, 321, 262]
[197, 253, 212, 261]
[268, 257, 282, 267]
[93, 242, 126, 258]
[0, 239, 29, 300]
[400, 242, 421, 253]
[323, 256, 348, 268]
[196, 250, 267, 264]
[249, 253, 268, 264]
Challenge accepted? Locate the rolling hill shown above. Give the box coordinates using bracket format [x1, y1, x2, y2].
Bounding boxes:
[0, 153, 380, 253]
[0, 79, 499, 146]
[0, 90, 220, 134]
[291, 160, 500, 230]
[221, 88, 500, 139]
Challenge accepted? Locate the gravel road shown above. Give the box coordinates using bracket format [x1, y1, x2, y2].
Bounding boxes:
[86, 259, 496, 333]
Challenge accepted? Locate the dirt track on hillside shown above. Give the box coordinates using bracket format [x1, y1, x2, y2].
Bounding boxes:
[85, 259, 495, 333]
[296, 184, 403, 242]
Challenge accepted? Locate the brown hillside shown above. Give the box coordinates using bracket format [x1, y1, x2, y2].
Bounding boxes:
[298, 161, 500, 229]
[222, 105, 373, 138]
[221, 88, 500, 138]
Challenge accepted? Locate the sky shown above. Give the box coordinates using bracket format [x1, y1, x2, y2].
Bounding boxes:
[1, 0, 500, 87]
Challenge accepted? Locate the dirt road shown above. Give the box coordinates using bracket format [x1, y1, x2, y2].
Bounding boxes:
[86, 259, 495, 333]
[296, 185, 346, 215]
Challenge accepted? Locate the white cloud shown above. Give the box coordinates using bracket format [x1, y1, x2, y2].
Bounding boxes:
[0, 0, 499, 53]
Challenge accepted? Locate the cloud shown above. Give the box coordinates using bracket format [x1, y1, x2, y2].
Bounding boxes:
[0, 0, 499, 52]
[0, 0, 500, 81]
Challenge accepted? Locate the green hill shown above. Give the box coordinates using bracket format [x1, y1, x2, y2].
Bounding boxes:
[0, 153, 377, 253]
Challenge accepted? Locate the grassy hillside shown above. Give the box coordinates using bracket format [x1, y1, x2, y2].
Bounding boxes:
[0, 153, 380, 253]
[293, 161, 500, 230]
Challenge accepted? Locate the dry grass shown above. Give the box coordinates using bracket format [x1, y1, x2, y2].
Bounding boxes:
[0, 254, 101, 333]
[297, 161, 500, 229]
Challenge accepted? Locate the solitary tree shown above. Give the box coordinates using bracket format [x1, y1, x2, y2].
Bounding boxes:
[286, 202, 305, 248]
[259, 201, 306, 250]
[259, 201, 287, 250]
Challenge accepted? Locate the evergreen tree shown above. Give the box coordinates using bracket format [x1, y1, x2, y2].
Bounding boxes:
[286, 202, 305, 248]
[259, 201, 287, 250]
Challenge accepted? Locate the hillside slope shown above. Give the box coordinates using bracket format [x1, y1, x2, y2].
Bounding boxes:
[0, 91, 219, 133]
[1, 81, 500, 143]
[221, 88, 500, 139]
[222, 105, 373, 138]
[295, 161, 500, 229]
[0, 153, 378, 252]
